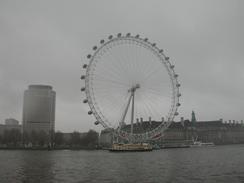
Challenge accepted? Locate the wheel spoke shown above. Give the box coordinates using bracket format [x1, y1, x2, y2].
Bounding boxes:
[83, 35, 180, 141]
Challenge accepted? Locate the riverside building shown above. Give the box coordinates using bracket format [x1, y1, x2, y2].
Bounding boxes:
[0, 119, 22, 135]
[99, 115, 244, 148]
[22, 85, 56, 135]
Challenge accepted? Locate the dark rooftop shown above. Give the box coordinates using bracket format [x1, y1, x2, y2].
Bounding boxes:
[29, 85, 53, 90]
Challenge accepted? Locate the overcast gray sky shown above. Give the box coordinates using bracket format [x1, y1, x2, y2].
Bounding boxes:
[0, 0, 243, 132]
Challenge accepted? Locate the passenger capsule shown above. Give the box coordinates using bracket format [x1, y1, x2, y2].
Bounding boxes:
[176, 83, 181, 87]
[117, 33, 122, 37]
[135, 34, 140, 38]
[165, 57, 170, 61]
[83, 64, 87, 69]
[100, 40, 105, 44]
[83, 99, 88, 103]
[170, 65, 175, 69]
[88, 111, 93, 115]
[126, 33, 131, 37]
[80, 75, 85, 80]
[159, 49, 163, 53]
[80, 87, 85, 91]
[176, 103, 181, 106]
[93, 46, 97, 50]
[108, 35, 113, 39]
[87, 54, 91, 59]
[94, 121, 99, 125]
[144, 38, 148, 42]
[175, 112, 179, 116]
[152, 43, 156, 47]
[174, 74, 178, 78]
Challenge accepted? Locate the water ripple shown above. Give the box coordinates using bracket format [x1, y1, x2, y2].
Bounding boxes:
[0, 145, 244, 183]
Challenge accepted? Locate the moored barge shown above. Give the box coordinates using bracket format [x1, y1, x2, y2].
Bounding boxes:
[109, 143, 153, 152]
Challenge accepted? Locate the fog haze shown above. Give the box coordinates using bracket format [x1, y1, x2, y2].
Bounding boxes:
[0, 0, 243, 132]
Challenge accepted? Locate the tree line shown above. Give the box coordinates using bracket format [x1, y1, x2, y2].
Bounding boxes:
[54, 130, 99, 149]
[0, 129, 99, 149]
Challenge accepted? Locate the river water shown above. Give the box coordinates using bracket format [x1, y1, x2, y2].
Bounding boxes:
[0, 145, 244, 183]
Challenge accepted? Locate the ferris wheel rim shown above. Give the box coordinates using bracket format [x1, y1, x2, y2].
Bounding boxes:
[81, 33, 181, 141]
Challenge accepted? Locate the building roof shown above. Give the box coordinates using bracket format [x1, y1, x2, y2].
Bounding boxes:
[101, 119, 244, 134]
[29, 85, 53, 90]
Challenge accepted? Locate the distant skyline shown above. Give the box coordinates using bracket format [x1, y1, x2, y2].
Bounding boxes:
[0, 0, 244, 132]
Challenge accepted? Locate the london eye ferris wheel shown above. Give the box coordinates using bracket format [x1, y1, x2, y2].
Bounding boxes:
[81, 33, 181, 142]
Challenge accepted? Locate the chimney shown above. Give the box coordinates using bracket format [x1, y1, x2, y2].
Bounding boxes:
[140, 117, 143, 124]
[180, 117, 184, 127]
[136, 118, 139, 125]
[161, 117, 164, 122]
[149, 116, 152, 125]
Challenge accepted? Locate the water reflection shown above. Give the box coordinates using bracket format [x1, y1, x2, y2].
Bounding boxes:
[19, 151, 55, 183]
[0, 145, 244, 183]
